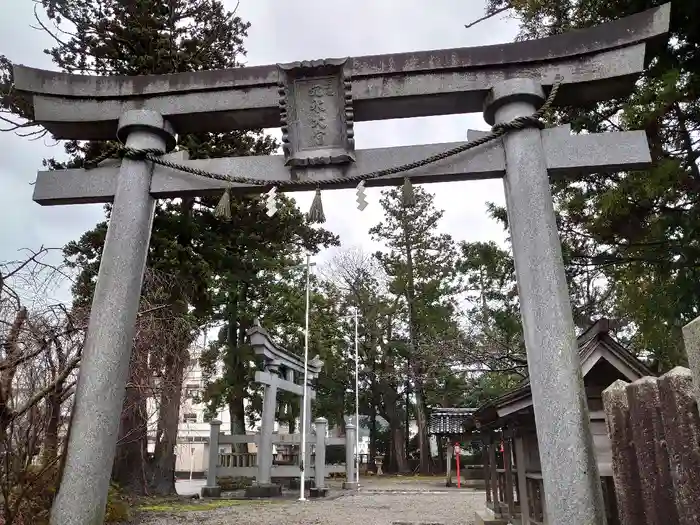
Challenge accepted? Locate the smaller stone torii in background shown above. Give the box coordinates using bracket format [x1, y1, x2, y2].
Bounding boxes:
[12, 5, 671, 525]
[247, 322, 323, 498]
[201, 322, 357, 499]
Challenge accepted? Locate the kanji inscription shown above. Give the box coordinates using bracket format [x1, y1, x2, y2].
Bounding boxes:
[277, 58, 355, 167]
[307, 81, 336, 146]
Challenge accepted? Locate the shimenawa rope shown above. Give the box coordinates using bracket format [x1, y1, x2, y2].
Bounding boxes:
[85, 79, 562, 223]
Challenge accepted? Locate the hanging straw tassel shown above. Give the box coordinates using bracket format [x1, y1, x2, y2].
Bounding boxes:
[214, 188, 232, 220]
[307, 188, 326, 224]
[402, 177, 416, 207]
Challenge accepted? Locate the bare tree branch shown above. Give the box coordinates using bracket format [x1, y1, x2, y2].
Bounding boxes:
[465, 6, 510, 29]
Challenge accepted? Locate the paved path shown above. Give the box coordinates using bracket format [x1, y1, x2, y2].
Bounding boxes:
[143, 479, 485, 525]
[176, 479, 206, 496]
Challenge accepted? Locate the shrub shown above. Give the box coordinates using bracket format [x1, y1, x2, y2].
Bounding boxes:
[215, 476, 253, 491]
[4, 463, 58, 525]
[1, 466, 130, 525]
[104, 484, 131, 523]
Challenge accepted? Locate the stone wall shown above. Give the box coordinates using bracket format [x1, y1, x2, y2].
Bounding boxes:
[602, 366, 700, 525]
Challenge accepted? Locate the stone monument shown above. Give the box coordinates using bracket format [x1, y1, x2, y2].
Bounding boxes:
[12, 5, 671, 524]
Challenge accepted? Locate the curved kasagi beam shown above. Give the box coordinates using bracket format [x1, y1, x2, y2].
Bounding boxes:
[13, 4, 669, 140]
[247, 324, 323, 376]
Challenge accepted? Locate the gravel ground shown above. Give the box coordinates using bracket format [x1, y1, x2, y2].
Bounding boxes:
[139, 483, 484, 525]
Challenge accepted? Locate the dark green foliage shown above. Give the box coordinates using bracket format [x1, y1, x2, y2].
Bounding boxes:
[457, 241, 527, 381]
[369, 186, 464, 473]
[481, 0, 700, 372]
[1, 0, 340, 496]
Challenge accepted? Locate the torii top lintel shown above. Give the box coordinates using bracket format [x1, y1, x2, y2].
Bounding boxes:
[13, 4, 669, 141]
[247, 324, 323, 378]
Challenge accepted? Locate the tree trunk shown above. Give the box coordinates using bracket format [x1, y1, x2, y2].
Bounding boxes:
[228, 395, 247, 452]
[41, 390, 62, 465]
[413, 385, 432, 474]
[149, 344, 187, 495]
[0, 307, 27, 447]
[401, 206, 432, 472]
[43, 335, 73, 467]
[226, 281, 250, 453]
[369, 395, 377, 472]
[392, 425, 409, 473]
[382, 400, 408, 473]
[112, 344, 150, 495]
[338, 411, 347, 435]
[148, 197, 196, 493]
[378, 373, 408, 471]
[386, 425, 395, 473]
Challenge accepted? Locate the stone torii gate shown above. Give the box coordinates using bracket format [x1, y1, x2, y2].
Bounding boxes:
[246, 322, 323, 497]
[12, 5, 669, 525]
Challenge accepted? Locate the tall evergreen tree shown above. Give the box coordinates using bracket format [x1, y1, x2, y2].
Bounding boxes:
[370, 186, 461, 474]
[455, 241, 527, 406]
[322, 249, 411, 472]
[482, 0, 700, 371]
[196, 197, 336, 452]
[2, 0, 338, 495]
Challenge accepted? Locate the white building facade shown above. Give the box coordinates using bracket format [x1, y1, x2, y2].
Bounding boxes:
[170, 349, 230, 478]
[156, 346, 407, 478]
[153, 347, 285, 478]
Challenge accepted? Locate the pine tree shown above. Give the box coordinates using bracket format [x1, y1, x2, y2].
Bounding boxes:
[484, 0, 700, 371]
[457, 240, 528, 401]
[3, 0, 339, 495]
[323, 248, 413, 473]
[198, 204, 337, 448]
[370, 186, 461, 474]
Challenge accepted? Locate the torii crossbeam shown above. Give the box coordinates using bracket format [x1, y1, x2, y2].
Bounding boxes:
[32, 125, 650, 204]
[12, 4, 670, 525]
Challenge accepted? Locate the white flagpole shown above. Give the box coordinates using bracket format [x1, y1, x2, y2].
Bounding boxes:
[299, 253, 311, 501]
[354, 306, 360, 485]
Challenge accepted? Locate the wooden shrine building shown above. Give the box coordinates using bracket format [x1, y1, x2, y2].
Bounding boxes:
[429, 407, 476, 485]
[470, 319, 653, 525]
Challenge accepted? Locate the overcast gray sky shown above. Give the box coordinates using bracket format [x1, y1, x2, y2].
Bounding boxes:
[0, 0, 518, 301]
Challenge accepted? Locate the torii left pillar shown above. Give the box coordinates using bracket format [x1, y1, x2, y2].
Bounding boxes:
[245, 360, 284, 498]
[50, 110, 176, 525]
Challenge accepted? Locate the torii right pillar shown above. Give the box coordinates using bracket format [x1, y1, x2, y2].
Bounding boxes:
[484, 78, 606, 524]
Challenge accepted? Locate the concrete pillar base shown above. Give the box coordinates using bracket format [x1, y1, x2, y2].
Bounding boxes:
[200, 486, 222, 498]
[309, 487, 328, 498]
[474, 509, 509, 525]
[244, 483, 282, 498]
[342, 481, 359, 490]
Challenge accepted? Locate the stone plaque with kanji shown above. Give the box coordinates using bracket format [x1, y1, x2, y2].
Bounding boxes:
[277, 58, 355, 167]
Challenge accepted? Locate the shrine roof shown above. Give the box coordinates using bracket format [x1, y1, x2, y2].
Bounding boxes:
[429, 407, 477, 436]
[471, 318, 653, 429]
